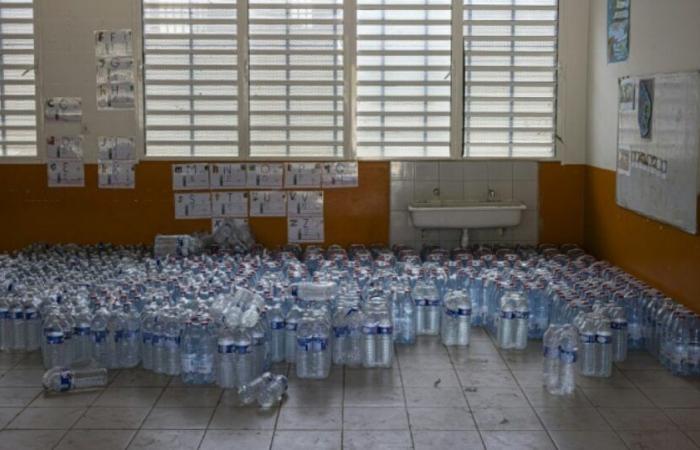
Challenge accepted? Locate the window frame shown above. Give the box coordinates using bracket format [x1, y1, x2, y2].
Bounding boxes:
[0, 0, 42, 163]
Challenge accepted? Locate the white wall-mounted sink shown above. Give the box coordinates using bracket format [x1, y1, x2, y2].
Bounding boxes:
[408, 200, 527, 246]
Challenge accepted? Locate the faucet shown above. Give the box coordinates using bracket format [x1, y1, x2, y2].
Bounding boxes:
[487, 188, 496, 202]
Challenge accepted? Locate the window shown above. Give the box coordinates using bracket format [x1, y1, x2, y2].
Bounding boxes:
[248, 0, 344, 158]
[356, 0, 452, 159]
[0, 0, 37, 157]
[143, 0, 239, 157]
[462, 0, 558, 158]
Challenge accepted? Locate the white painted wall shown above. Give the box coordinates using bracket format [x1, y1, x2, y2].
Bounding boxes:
[586, 0, 700, 170]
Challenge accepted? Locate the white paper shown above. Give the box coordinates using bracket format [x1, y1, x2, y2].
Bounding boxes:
[322, 162, 359, 188]
[97, 82, 135, 110]
[287, 191, 324, 217]
[96, 56, 134, 84]
[172, 163, 211, 190]
[174, 193, 212, 219]
[47, 160, 85, 187]
[46, 136, 83, 159]
[95, 30, 133, 57]
[211, 163, 247, 189]
[212, 217, 249, 234]
[98, 136, 135, 160]
[98, 160, 136, 189]
[211, 191, 248, 218]
[249, 191, 287, 217]
[285, 162, 322, 188]
[288, 216, 324, 243]
[45, 97, 82, 122]
[246, 163, 284, 188]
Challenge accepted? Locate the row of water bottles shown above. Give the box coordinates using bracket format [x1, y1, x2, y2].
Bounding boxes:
[0, 294, 42, 353]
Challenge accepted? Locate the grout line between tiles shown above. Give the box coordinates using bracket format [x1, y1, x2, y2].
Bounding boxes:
[395, 342, 416, 450]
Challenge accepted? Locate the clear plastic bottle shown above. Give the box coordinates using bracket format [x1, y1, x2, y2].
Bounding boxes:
[578, 316, 597, 377]
[216, 325, 237, 389]
[250, 319, 268, 375]
[238, 372, 274, 405]
[0, 296, 11, 351]
[257, 374, 288, 408]
[610, 306, 628, 362]
[543, 325, 562, 394]
[23, 299, 41, 351]
[441, 290, 471, 347]
[181, 315, 216, 384]
[332, 305, 350, 366]
[296, 312, 331, 379]
[513, 294, 530, 350]
[119, 303, 140, 368]
[284, 305, 302, 364]
[42, 367, 108, 392]
[72, 308, 93, 364]
[392, 287, 415, 345]
[163, 310, 182, 376]
[151, 310, 165, 374]
[42, 310, 65, 369]
[595, 317, 613, 378]
[106, 307, 123, 369]
[267, 300, 286, 363]
[10, 297, 26, 352]
[558, 324, 578, 395]
[685, 315, 700, 377]
[361, 308, 378, 368]
[140, 306, 155, 371]
[670, 313, 690, 376]
[91, 307, 111, 369]
[375, 307, 393, 368]
[413, 280, 441, 336]
[497, 295, 516, 350]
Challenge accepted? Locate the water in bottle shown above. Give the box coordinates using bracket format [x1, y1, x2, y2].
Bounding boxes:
[91, 307, 111, 369]
[375, 307, 393, 368]
[296, 312, 331, 379]
[119, 303, 140, 368]
[238, 372, 274, 405]
[43, 310, 65, 369]
[578, 316, 597, 377]
[558, 324, 578, 395]
[392, 286, 415, 345]
[596, 317, 613, 378]
[42, 367, 108, 392]
[610, 306, 628, 362]
[181, 315, 216, 384]
[497, 295, 516, 350]
[163, 310, 182, 376]
[284, 306, 302, 364]
[250, 319, 268, 375]
[267, 300, 286, 363]
[543, 325, 562, 394]
[10, 297, 25, 351]
[361, 308, 378, 368]
[257, 374, 288, 408]
[0, 296, 11, 351]
[72, 308, 93, 364]
[513, 294, 530, 351]
[24, 300, 41, 351]
[216, 324, 237, 389]
[441, 290, 471, 347]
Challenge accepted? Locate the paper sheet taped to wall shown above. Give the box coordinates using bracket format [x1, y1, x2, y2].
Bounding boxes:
[288, 216, 324, 243]
[174, 193, 212, 219]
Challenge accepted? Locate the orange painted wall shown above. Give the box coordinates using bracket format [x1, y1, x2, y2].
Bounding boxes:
[0, 161, 390, 251]
[538, 162, 586, 246]
[584, 166, 700, 309]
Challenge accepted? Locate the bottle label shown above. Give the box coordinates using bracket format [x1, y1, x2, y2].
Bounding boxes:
[362, 326, 378, 335]
[93, 330, 107, 344]
[513, 311, 530, 320]
[74, 326, 91, 336]
[415, 298, 440, 307]
[297, 337, 328, 352]
[611, 321, 628, 330]
[560, 349, 577, 364]
[333, 326, 349, 338]
[122, 330, 139, 341]
[218, 343, 234, 354]
[233, 344, 251, 354]
[0, 309, 8, 319]
[13, 311, 23, 320]
[196, 355, 214, 374]
[543, 345, 559, 358]
[286, 322, 298, 331]
[458, 308, 472, 317]
[181, 354, 196, 372]
[142, 332, 152, 343]
[377, 326, 393, 336]
[581, 333, 596, 344]
[59, 370, 73, 392]
[271, 320, 285, 330]
[596, 334, 612, 344]
[24, 309, 37, 320]
[114, 330, 125, 342]
[500, 311, 514, 320]
[46, 332, 64, 345]
[151, 334, 161, 345]
[164, 336, 180, 349]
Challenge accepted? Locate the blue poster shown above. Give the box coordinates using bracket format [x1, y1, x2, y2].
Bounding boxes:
[607, 0, 630, 63]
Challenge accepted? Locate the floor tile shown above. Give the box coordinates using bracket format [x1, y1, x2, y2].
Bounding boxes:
[282, 385, 343, 407]
[450, 354, 509, 371]
[30, 390, 102, 407]
[0, 353, 27, 369]
[343, 406, 409, 430]
[581, 387, 654, 408]
[200, 430, 273, 450]
[0, 388, 41, 407]
[111, 370, 171, 388]
[401, 369, 460, 388]
[74, 406, 150, 429]
[407, 407, 476, 430]
[56, 429, 136, 450]
[398, 352, 454, 370]
[94, 388, 163, 408]
[0, 369, 46, 387]
[598, 407, 678, 431]
[155, 387, 222, 408]
[345, 368, 402, 388]
[413, 430, 484, 450]
[549, 431, 627, 450]
[0, 408, 21, 428]
[623, 370, 699, 389]
[641, 388, 700, 408]
[13, 353, 44, 369]
[576, 370, 636, 389]
[276, 406, 341, 430]
[522, 386, 592, 408]
[510, 370, 546, 388]
[128, 429, 204, 450]
[405, 387, 469, 408]
[142, 407, 214, 429]
[343, 430, 412, 450]
[666, 408, 700, 430]
[687, 431, 700, 447]
[344, 385, 405, 407]
[7, 407, 85, 429]
[481, 430, 556, 450]
[536, 407, 610, 431]
[208, 405, 278, 430]
[618, 430, 698, 450]
[465, 386, 530, 409]
[614, 352, 665, 371]
[271, 430, 341, 450]
[473, 407, 543, 431]
[0, 430, 65, 450]
[458, 369, 519, 389]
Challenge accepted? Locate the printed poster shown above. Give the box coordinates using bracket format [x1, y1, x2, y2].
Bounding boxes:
[288, 216, 324, 243]
[211, 163, 247, 189]
[47, 160, 85, 188]
[285, 163, 322, 188]
[46, 136, 83, 159]
[211, 191, 248, 218]
[249, 191, 287, 217]
[322, 161, 358, 188]
[172, 163, 210, 190]
[246, 163, 284, 188]
[287, 191, 324, 217]
[607, 0, 630, 63]
[45, 97, 82, 122]
[98, 160, 136, 189]
[174, 193, 212, 219]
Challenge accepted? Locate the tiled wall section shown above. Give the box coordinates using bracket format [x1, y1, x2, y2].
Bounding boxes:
[390, 161, 539, 249]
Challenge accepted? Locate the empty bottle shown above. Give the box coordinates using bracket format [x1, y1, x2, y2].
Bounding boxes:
[257, 374, 288, 408]
[441, 290, 471, 347]
[42, 367, 108, 392]
[238, 371, 274, 405]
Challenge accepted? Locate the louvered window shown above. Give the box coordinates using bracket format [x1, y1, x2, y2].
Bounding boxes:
[462, 0, 558, 157]
[248, 0, 344, 158]
[0, 0, 36, 157]
[143, 0, 239, 157]
[356, 0, 452, 158]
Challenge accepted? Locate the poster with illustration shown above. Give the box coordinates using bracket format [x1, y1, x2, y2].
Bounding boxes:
[607, 0, 630, 63]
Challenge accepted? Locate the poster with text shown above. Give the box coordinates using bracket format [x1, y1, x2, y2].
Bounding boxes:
[288, 216, 324, 243]
[174, 193, 212, 219]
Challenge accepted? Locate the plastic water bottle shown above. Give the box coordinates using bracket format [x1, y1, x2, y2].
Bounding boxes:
[140, 307, 155, 371]
[578, 316, 597, 377]
[468, 273, 484, 326]
[497, 296, 516, 349]
[543, 325, 562, 393]
[43, 311, 66, 369]
[72, 308, 93, 364]
[392, 287, 415, 345]
[361, 308, 378, 368]
[296, 312, 331, 379]
[238, 372, 274, 405]
[151, 311, 165, 374]
[610, 306, 628, 362]
[250, 320, 268, 375]
[0, 296, 11, 351]
[684, 315, 700, 376]
[257, 374, 288, 408]
[513, 294, 530, 350]
[267, 300, 286, 363]
[119, 303, 140, 368]
[24, 300, 41, 351]
[558, 325, 578, 395]
[216, 325, 237, 389]
[670, 313, 690, 376]
[42, 367, 108, 392]
[107, 307, 124, 369]
[413, 281, 441, 336]
[596, 317, 613, 378]
[181, 315, 216, 384]
[91, 307, 111, 368]
[376, 308, 393, 368]
[10, 298, 26, 351]
[332, 306, 350, 366]
[163, 310, 182, 376]
[441, 290, 471, 347]
[285, 306, 302, 364]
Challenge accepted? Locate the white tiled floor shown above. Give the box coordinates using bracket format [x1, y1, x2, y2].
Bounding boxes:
[0, 331, 699, 450]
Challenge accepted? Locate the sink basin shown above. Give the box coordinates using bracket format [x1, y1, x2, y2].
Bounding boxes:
[408, 200, 527, 246]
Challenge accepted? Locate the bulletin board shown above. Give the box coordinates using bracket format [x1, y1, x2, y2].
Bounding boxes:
[616, 71, 700, 234]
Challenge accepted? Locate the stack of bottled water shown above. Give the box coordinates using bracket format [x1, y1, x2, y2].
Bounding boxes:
[0, 240, 697, 387]
[542, 324, 578, 395]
